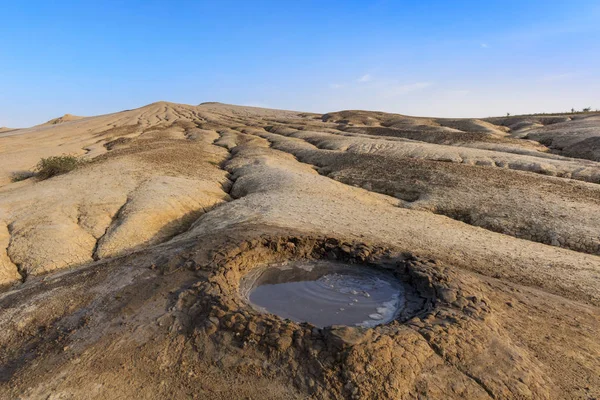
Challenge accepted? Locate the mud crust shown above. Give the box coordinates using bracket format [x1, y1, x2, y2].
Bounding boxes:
[171, 236, 551, 399]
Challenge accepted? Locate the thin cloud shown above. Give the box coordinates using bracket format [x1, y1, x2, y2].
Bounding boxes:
[480, 43, 489, 48]
[328, 77, 433, 99]
[540, 73, 575, 82]
[448, 89, 470, 96]
[385, 81, 433, 96]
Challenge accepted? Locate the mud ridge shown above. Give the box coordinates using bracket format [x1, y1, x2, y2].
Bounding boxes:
[254, 128, 600, 256]
[262, 124, 600, 185]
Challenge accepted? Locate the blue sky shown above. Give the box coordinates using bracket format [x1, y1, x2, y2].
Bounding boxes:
[1, 0, 599, 127]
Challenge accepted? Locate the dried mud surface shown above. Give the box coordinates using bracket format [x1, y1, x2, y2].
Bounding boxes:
[0, 102, 599, 399]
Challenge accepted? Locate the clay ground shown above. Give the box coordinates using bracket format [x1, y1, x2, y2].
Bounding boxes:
[0, 102, 599, 399]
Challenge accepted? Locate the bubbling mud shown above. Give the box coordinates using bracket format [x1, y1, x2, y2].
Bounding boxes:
[241, 260, 405, 328]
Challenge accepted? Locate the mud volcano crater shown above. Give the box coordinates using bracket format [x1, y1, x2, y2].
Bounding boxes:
[176, 235, 496, 341]
[241, 261, 411, 328]
[181, 236, 442, 336]
[171, 234, 550, 398]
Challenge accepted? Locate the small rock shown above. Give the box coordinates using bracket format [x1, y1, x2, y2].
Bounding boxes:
[276, 335, 293, 351]
[438, 288, 457, 303]
[326, 326, 370, 348]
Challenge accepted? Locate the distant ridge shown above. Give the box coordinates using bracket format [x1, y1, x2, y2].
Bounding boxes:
[38, 113, 84, 126]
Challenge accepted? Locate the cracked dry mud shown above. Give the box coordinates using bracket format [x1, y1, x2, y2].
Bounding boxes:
[0, 102, 599, 399]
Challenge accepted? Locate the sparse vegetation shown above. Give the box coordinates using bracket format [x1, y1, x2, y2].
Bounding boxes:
[494, 107, 598, 118]
[35, 155, 85, 180]
[10, 171, 35, 182]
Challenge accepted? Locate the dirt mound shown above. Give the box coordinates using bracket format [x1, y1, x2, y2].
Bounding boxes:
[38, 113, 84, 126]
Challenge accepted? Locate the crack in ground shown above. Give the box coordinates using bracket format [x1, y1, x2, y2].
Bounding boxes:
[5, 223, 27, 283]
[157, 129, 241, 243]
[211, 129, 242, 198]
[92, 127, 239, 262]
[91, 196, 132, 261]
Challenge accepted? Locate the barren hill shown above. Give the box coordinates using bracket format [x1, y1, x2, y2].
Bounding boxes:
[0, 102, 599, 399]
[38, 113, 85, 126]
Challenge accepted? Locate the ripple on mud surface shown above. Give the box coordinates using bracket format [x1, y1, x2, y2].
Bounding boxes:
[242, 261, 405, 328]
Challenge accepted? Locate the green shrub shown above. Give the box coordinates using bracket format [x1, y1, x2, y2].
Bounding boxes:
[35, 155, 85, 180]
[10, 171, 35, 182]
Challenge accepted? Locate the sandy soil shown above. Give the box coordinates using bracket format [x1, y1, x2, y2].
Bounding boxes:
[0, 102, 599, 399]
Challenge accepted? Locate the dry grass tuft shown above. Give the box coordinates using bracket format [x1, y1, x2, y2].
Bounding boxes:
[35, 155, 85, 180]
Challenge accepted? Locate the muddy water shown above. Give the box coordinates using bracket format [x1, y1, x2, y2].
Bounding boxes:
[242, 261, 405, 328]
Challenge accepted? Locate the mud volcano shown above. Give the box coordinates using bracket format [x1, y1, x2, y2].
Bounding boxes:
[2, 101, 600, 399]
[242, 261, 404, 328]
[179, 236, 554, 398]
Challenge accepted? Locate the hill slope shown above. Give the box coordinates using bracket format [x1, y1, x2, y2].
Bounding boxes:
[0, 102, 599, 399]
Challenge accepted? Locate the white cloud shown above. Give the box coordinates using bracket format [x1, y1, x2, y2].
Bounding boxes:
[324, 77, 433, 103]
[480, 43, 489, 48]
